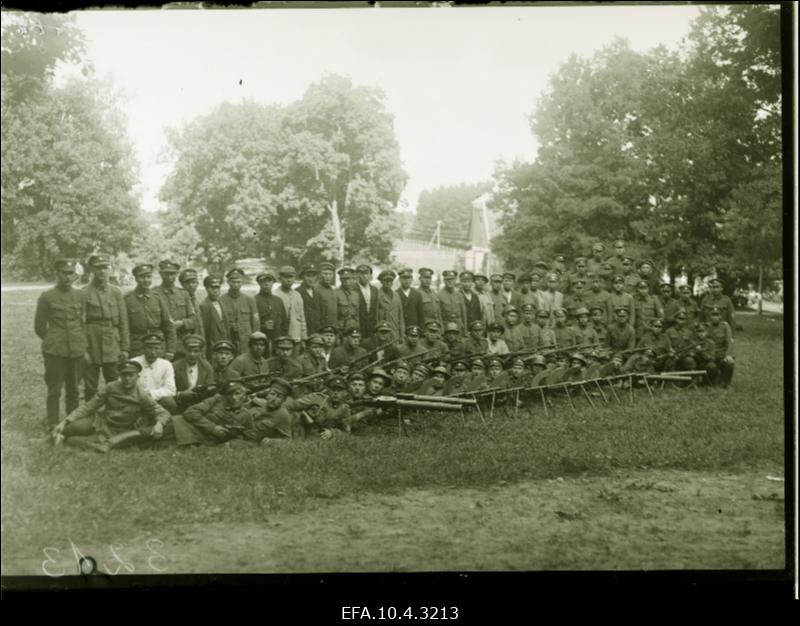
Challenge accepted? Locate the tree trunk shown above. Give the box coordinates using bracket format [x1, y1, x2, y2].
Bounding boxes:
[328, 198, 345, 263]
[757, 264, 763, 316]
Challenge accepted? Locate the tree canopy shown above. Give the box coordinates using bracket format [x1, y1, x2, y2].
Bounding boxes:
[410, 181, 493, 248]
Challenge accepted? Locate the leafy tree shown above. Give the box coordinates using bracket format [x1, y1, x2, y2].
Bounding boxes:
[412, 181, 492, 248]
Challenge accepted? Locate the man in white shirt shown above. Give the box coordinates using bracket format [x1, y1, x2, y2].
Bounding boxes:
[132, 334, 176, 410]
[273, 266, 308, 354]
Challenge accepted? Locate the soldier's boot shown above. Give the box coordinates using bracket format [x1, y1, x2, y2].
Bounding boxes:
[704, 364, 719, 386]
[106, 431, 145, 450]
[720, 359, 735, 388]
[64, 436, 110, 453]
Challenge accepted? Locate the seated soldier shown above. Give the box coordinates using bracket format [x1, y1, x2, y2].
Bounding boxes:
[132, 334, 176, 411]
[464, 320, 488, 355]
[503, 307, 527, 353]
[297, 334, 329, 382]
[362, 321, 400, 364]
[366, 368, 392, 397]
[319, 325, 339, 367]
[492, 357, 530, 389]
[590, 305, 608, 345]
[665, 308, 697, 371]
[486, 323, 510, 355]
[607, 306, 636, 352]
[329, 327, 368, 370]
[485, 357, 505, 385]
[348, 372, 367, 401]
[636, 318, 673, 372]
[417, 365, 450, 396]
[536, 310, 556, 347]
[265, 336, 303, 381]
[389, 360, 412, 392]
[396, 325, 428, 361]
[551, 308, 577, 349]
[520, 303, 543, 350]
[172, 380, 258, 447]
[162, 334, 215, 414]
[297, 376, 353, 439]
[229, 331, 270, 378]
[573, 307, 599, 347]
[254, 378, 304, 442]
[52, 360, 170, 453]
[210, 339, 236, 384]
[421, 320, 449, 363]
[691, 322, 719, 385]
[405, 363, 431, 393]
[462, 357, 489, 392]
[442, 360, 470, 395]
[707, 307, 735, 388]
[442, 322, 468, 360]
[583, 350, 604, 379]
[528, 354, 550, 386]
[563, 353, 588, 382]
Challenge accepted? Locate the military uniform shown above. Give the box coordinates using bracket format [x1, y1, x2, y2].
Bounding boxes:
[503, 321, 528, 353]
[35, 260, 87, 425]
[173, 389, 259, 446]
[336, 283, 362, 334]
[438, 284, 468, 331]
[551, 323, 578, 349]
[229, 350, 270, 378]
[264, 355, 303, 381]
[418, 285, 443, 328]
[573, 323, 599, 347]
[707, 315, 734, 386]
[606, 321, 636, 352]
[329, 342, 368, 369]
[316, 264, 340, 329]
[254, 275, 289, 352]
[585, 288, 611, 325]
[700, 286, 735, 332]
[375, 272, 405, 342]
[606, 289, 636, 328]
[219, 271, 260, 355]
[152, 261, 199, 350]
[633, 290, 663, 337]
[125, 264, 177, 358]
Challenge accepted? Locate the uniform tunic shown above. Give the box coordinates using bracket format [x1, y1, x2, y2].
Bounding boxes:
[633, 294, 663, 335]
[255, 291, 289, 346]
[264, 356, 303, 381]
[552, 324, 578, 349]
[418, 287, 443, 328]
[700, 294, 736, 333]
[573, 324, 599, 347]
[520, 322, 543, 350]
[336, 287, 362, 333]
[152, 284, 199, 344]
[34, 286, 87, 358]
[503, 323, 528, 353]
[606, 323, 636, 352]
[606, 291, 636, 328]
[178, 394, 258, 445]
[707, 321, 733, 359]
[438, 288, 468, 332]
[124, 288, 177, 356]
[585, 289, 611, 324]
[219, 291, 259, 355]
[84, 282, 129, 363]
[421, 338, 449, 361]
[316, 283, 340, 329]
[329, 344, 368, 369]
[375, 288, 405, 342]
[229, 352, 270, 378]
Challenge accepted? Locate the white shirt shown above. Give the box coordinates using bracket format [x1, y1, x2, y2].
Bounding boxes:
[212, 301, 223, 319]
[187, 363, 199, 389]
[401, 288, 411, 298]
[359, 283, 371, 309]
[133, 356, 176, 401]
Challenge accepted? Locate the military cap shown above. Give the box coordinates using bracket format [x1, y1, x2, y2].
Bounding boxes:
[574, 257, 587, 264]
[636, 280, 649, 289]
[659, 281, 673, 288]
[694, 321, 710, 331]
[474, 273, 489, 282]
[452, 361, 469, 372]
[418, 267, 434, 277]
[488, 322, 505, 333]
[182, 334, 205, 348]
[614, 306, 630, 315]
[226, 268, 245, 279]
[575, 307, 590, 317]
[621, 256, 635, 264]
[554, 255, 565, 263]
[406, 325, 422, 337]
[398, 267, 413, 278]
[337, 267, 354, 277]
[319, 325, 338, 335]
[536, 309, 550, 318]
[487, 357, 503, 368]
[521, 303, 535, 312]
[278, 265, 296, 276]
[413, 364, 430, 376]
[142, 333, 162, 346]
[708, 277, 723, 287]
[709, 307, 723, 316]
[248, 331, 268, 344]
[570, 353, 587, 366]
[212, 340, 235, 353]
[459, 270, 474, 280]
[203, 275, 222, 288]
[275, 336, 294, 348]
[444, 322, 460, 333]
[256, 271, 275, 283]
[356, 264, 373, 274]
[158, 260, 180, 272]
[431, 365, 451, 378]
[601, 262, 614, 271]
[471, 357, 486, 369]
[344, 327, 361, 337]
[270, 378, 294, 397]
[306, 333, 324, 346]
[348, 372, 366, 383]
[553, 308, 567, 317]
[469, 320, 485, 331]
[573, 278, 586, 287]
[502, 271, 517, 280]
[378, 270, 396, 281]
[649, 319, 663, 327]
[300, 266, 318, 277]
[517, 273, 532, 284]
[490, 273, 504, 281]
[425, 319, 442, 331]
[612, 274, 625, 283]
[392, 360, 412, 374]
[637, 260, 653, 270]
[530, 271, 542, 280]
[369, 368, 392, 384]
[119, 359, 143, 374]
[178, 268, 198, 282]
[678, 284, 692, 292]
[219, 380, 246, 395]
[510, 357, 526, 368]
[589, 305, 605, 313]
[504, 306, 520, 315]
[546, 273, 559, 282]
[375, 321, 392, 333]
[132, 263, 154, 277]
[87, 254, 111, 268]
[674, 308, 688, 319]
[441, 270, 457, 279]
[318, 262, 336, 271]
[592, 242, 605, 251]
[528, 354, 547, 367]
[533, 261, 550, 271]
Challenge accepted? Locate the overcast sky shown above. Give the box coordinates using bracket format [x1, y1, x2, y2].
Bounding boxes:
[66, 5, 700, 215]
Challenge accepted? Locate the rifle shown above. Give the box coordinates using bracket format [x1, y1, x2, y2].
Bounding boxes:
[518, 343, 602, 361]
[350, 394, 464, 412]
[371, 349, 432, 373]
[349, 342, 397, 366]
[292, 367, 348, 385]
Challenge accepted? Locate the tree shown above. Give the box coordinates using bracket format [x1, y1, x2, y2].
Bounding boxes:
[411, 181, 492, 248]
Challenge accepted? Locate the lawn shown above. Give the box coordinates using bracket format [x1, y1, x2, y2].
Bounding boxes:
[0, 288, 786, 575]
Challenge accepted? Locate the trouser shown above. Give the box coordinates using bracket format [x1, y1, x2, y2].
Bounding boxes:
[63, 417, 165, 450]
[84, 361, 120, 401]
[43, 354, 83, 426]
[716, 356, 735, 387]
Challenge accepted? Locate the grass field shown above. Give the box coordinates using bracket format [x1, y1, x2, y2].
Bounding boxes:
[0, 287, 787, 575]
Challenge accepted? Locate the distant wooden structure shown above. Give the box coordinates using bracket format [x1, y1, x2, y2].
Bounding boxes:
[464, 192, 504, 276]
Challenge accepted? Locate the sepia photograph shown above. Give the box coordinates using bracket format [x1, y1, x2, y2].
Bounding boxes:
[0, 0, 793, 601]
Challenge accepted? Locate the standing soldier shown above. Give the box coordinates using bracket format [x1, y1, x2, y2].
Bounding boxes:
[124, 263, 176, 359]
[586, 243, 607, 278]
[535, 273, 564, 324]
[198, 275, 229, 360]
[459, 271, 483, 327]
[296, 266, 322, 336]
[152, 260, 199, 354]
[438, 270, 468, 332]
[356, 264, 379, 339]
[395, 267, 424, 330]
[488, 273, 505, 321]
[336, 267, 362, 334]
[417, 267, 443, 328]
[502, 307, 527, 353]
[676, 284, 701, 324]
[657, 282, 680, 329]
[375, 270, 405, 342]
[665, 309, 698, 371]
[701, 278, 736, 334]
[563, 278, 590, 323]
[520, 303, 543, 350]
[608, 240, 627, 275]
[637, 260, 661, 295]
[632, 280, 664, 339]
[707, 307, 735, 387]
[35, 259, 87, 427]
[500, 272, 523, 315]
[178, 268, 204, 340]
[472, 273, 496, 325]
[567, 257, 591, 294]
[83, 254, 129, 401]
[606, 275, 636, 328]
[255, 271, 289, 356]
[219, 268, 259, 355]
[620, 257, 640, 295]
[316, 262, 340, 330]
[516, 274, 538, 310]
[606, 306, 636, 352]
[585, 274, 611, 326]
[274, 266, 307, 353]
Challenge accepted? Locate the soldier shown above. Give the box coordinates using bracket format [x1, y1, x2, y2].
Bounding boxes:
[606, 275, 636, 328]
[132, 334, 176, 412]
[589, 306, 608, 345]
[551, 308, 578, 349]
[210, 339, 236, 384]
[83, 254, 129, 401]
[336, 267, 361, 334]
[465, 320, 488, 355]
[348, 372, 368, 401]
[165, 334, 215, 414]
[599, 261, 615, 290]
[563, 278, 590, 323]
[316, 261, 340, 329]
[417, 267, 443, 328]
[701, 278, 736, 334]
[52, 359, 170, 452]
[608, 240, 627, 274]
[500, 272, 523, 314]
[274, 266, 308, 353]
[520, 303, 543, 350]
[198, 275, 229, 360]
[472, 273, 496, 325]
[35, 258, 87, 427]
[488, 273, 505, 321]
[503, 306, 527, 353]
[637, 260, 660, 295]
[255, 271, 289, 355]
[296, 266, 323, 336]
[632, 280, 664, 339]
[636, 318, 673, 372]
[573, 307, 599, 346]
[486, 322, 510, 355]
[219, 268, 259, 355]
[598, 352, 625, 378]
[375, 270, 405, 342]
[563, 353, 588, 382]
[299, 376, 353, 440]
[658, 282, 681, 329]
[485, 357, 505, 385]
[408, 363, 431, 391]
[707, 307, 735, 387]
[421, 365, 450, 396]
[459, 271, 483, 327]
[265, 336, 304, 381]
[676, 284, 701, 324]
[607, 306, 636, 352]
[229, 331, 270, 378]
[438, 270, 468, 331]
[527, 354, 549, 386]
[622, 348, 657, 375]
[124, 263, 176, 359]
[396, 267, 425, 330]
[367, 368, 392, 397]
[356, 264, 379, 339]
[330, 327, 368, 370]
[493, 357, 530, 389]
[516, 274, 538, 310]
[620, 256, 639, 294]
[178, 268, 204, 340]
[152, 260, 199, 354]
[442, 360, 470, 395]
[396, 325, 428, 361]
[535, 273, 564, 324]
[537, 310, 557, 348]
[255, 378, 305, 442]
[442, 322, 468, 360]
[665, 309, 697, 370]
[298, 334, 329, 380]
[362, 320, 400, 364]
[689, 322, 719, 385]
[586, 243, 607, 278]
[421, 320, 449, 362]
[567, 257, 591, 295]
[172, 380, 258, 447]
[462, 357, 489, 392]
[319, 325, 339, 366]
[585, 272, 610, 324]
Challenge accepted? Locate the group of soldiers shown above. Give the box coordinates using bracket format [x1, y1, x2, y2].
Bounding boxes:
[35, 240, 736, 452]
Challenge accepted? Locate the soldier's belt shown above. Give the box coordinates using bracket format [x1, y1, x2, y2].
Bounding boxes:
[86, 318, 115, 325]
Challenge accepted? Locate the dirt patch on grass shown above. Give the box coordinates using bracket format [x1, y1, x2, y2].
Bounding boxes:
[5, 467, 783, 576]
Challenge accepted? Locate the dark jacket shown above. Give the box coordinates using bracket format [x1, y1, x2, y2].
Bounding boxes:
[295, 284, 323, 336]
[397, 287, 425, 330]
[357, 283, 380, 338]
[198, 297, 230, 359]
[172, 357, 215, 392]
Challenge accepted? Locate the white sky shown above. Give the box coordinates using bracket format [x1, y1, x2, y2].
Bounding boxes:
[65, 4, 700, 215]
